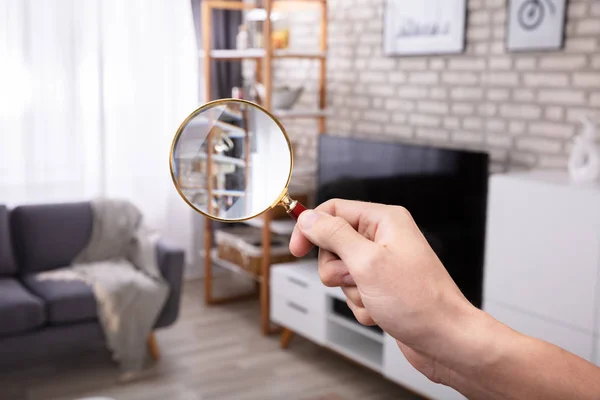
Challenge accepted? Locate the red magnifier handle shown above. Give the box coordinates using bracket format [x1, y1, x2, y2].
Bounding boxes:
[288, 201, 307, 221]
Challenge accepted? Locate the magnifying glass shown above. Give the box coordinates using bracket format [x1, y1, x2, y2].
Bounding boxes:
[169, 99, 307, 223]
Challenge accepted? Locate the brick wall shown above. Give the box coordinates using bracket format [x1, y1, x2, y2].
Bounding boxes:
[274, 0, 599, 183]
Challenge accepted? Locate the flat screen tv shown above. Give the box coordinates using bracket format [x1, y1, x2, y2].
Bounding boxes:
[316, 135, 489, 308]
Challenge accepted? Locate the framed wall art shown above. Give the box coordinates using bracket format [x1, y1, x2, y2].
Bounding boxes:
[383, 0, 467, 56]
[507, 0, 568, 52]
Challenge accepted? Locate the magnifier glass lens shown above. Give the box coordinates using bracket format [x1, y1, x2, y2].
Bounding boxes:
[170, 101, 293, 221]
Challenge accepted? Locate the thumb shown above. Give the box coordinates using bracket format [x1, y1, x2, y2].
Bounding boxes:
[297, 210, 374, 261]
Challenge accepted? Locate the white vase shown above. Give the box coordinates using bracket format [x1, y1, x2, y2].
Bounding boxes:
[568, 116, 600, 183]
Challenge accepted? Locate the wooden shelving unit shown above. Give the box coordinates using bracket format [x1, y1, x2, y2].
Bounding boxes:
[200, 0, 327, 335]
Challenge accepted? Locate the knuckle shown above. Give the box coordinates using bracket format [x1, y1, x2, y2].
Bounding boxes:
[392, 205, 413, 221]
[355, 309, 375, 326]
[318, 265, 338, 287]
[321, 216, 349, 240]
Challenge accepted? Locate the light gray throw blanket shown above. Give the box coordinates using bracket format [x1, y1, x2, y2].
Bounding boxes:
[37, 199, 169, 372]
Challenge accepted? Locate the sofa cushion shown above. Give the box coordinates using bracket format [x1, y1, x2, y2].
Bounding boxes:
[22, 274, 97, 325]
[10, 202, 92, 274]
[0, 278, 45, 337]
[0, 206, 17, 276]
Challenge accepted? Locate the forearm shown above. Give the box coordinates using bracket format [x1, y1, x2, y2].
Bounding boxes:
[444, 309, 600, 400]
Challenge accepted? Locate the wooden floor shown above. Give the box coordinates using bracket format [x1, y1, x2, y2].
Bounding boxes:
[0, 275, 423, 400]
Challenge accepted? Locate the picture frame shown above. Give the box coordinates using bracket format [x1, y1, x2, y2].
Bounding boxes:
[506, 0, 568, 52]
[383, 0, 467, 56]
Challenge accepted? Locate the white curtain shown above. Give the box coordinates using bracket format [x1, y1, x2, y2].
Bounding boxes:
[0, 0, 199, 262]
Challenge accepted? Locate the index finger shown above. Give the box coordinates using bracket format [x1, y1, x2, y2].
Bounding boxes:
[289, 199, 392, 257]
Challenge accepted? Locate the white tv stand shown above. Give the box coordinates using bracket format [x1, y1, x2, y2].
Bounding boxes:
[270, 261, 465, 400]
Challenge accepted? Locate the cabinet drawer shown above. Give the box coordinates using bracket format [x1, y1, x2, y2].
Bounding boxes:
[271, 292, 326, 345]
[271, 267, 321, 310]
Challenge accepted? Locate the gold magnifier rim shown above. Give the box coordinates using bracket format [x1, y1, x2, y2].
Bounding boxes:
[169, 98, 294, 223]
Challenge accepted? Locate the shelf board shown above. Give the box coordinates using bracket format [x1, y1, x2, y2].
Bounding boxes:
[327, 314, 384, 344]
[273, 50, 326, 59]
[178, 153, 247, 167]
[187, 117, 247, 138]
[209, 248, 262, 282]
[182, 188, 246, 197]
[202, 49, 325, 60]
[274, 108, 329, 119]
[243, 218, 296, 236]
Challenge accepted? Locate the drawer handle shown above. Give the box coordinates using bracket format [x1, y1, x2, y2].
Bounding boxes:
[287, 301, 308, 314]
[288, 277, 308, 288]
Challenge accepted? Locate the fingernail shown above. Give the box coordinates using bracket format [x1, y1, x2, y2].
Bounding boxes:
[342, 274, 355, 286]
[299, 210, 321, 230]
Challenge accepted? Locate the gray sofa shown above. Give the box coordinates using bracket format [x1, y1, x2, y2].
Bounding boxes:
[0, 202, 184, 366]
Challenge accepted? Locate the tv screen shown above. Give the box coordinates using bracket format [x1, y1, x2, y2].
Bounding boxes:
[316, 135, 489, 308]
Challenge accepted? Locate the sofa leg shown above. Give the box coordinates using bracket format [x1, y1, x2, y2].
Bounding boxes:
[148, 332, 160, 361]
[280, 328, 295, 349]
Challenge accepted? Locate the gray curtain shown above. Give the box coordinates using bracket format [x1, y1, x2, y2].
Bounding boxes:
[191, 0, 242, 99]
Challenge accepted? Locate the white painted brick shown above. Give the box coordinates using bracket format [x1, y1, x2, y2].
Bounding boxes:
[473, 42, 490, 55]
[485, 72, 520, 86]
[577, 19, 600, 35]
[515, 58, 537, 70]
[492, 9, 506, 24]
[485, 0, 504, 9]
[464, 117, 484, 130]
[444, 117, 461, 129]
[373, 98, 384, 108]
[569, 2, 588, 18]
[486, 119, 507, 132]
[479, 104, 498, 117]
[453, 131, 484, 144]
[510, 151, 538, 166]
[369, 84, 395, 97]
[545, 107, 565, 121]
[529, 122, 575, 139]
[489, 57, 512, 70]
[452, 103, 475, 115]
[360, 71, 387, 83]
[389, 72, 407, 84]
[468, 26, 492, 41]
[593, 55, 600, 69]
[500, 104, 542, 120]
[408, 72, 440, 85]
[346, 97, 371, 108]
[442, 72, 479, 85]
[538, 155, 568, 169]
[470, 9, 492, 24]
[363, 110, 390, 122]
[487, 134, 512, 148]
[448, 58, 487, 71]
[510, 121, 527, 134]
[385, 99, 415, 112]
[566, 108, 600, 123]
[429, 59, 446, 70]
[538, 56, 587, 70]
[593, 3, 600, 16]
[591, 93, 600, 107]
[368, 58, 396, 71]
[489, 41, 505, 54]
[356, 122, 383, 135]
[450, 87, 484, 100]
[418, 101, 449, 114]
[523, 73, 569, 87]
[398, 59, 428, 70]
[398, 86, 429, 99]
[513, 89, 536, 102]
[538, 89, 586, 105]
[430, 88, 448, 100]
[573, 73, 600, 88]
[384, 125, 413, 138]
[487, 89, 511, 101]
[416, 128, 450, 141]
[409, 114, 442, 127]
[391, 113, 408, 124]
[565, 38, 598, 53]
[517, 137, 562, 154]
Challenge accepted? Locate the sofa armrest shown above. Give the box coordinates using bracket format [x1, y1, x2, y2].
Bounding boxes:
[154, 240, 185, 329]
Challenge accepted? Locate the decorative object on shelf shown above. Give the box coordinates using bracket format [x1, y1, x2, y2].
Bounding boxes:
[272, 86, 304, 110]
[507, 0, 567, 52]
[568, 116, 600, 184]
[383, 0, 466, 56]
[236, 24, 249, 50]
